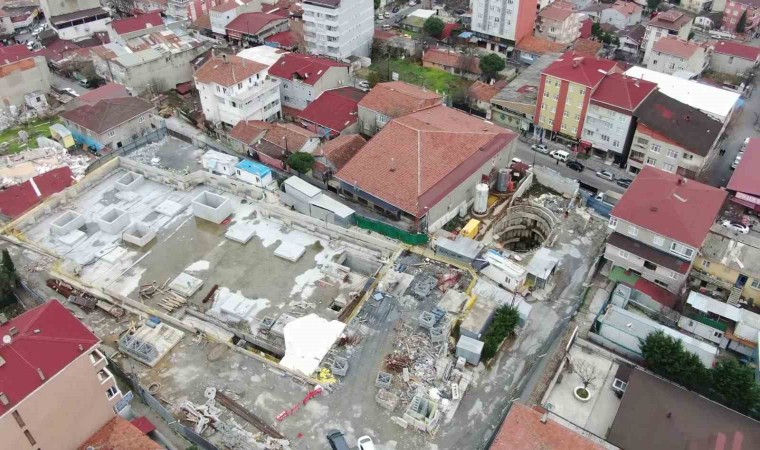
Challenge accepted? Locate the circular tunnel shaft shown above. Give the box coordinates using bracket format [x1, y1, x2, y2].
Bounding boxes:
[495, 206, 556, 253]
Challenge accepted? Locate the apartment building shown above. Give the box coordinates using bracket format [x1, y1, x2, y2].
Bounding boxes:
[302, 0, 374, 59]
[40, 0, 111, 40]
[711, 40, 760, 75]
[605, 166, 727, 293]
[210, 0, 261, 37]
[644, 36, 709, 75]
[723, 0, 760, 33]
[0, 45, 51, 109]
[471, 0, 538, 51]
[534, 52, 619, 140]
[599, 0, 643, 30]
[628, 91, 723, 178]
[0, 301, 122, 449]
[642, 9, 694, 62]
[195, 54, 281, 127]
[267, 53, 349, 110]
[580, 73, 657, 166]
[535, 1, 582, 44]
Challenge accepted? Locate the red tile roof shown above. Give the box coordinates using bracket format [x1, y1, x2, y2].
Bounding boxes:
[76, 83, 131, 106]
[79, 416, 162, 450]
[570, 38, 604, 57]
[590, 72, 657, 112]
[491, 403, 610, 450]
[297, 88, 365, 133]
[263, 122, 317, 151]
[111, 11, 163, 35]
[713, 40, 760, 61]
[423, 48, 481, 74]
[0, 167, 76, 219]
[194, 54, 267, 87]
[516, 35, 567, 55]
[468, 79, 509, 103]
[226, 12, 285, 35]
[0, 300, 100, 416]
[612, 0, 642, 16]
[611, 166, 727, 248]
[318, 134, 366, 169]
[580, 18, 593, 38]
[440, 22, 461, 40]
[62, 97, 154, 134]
[539, 1, 577, 22]
[652, 36, 700, 59]
[634, 277, 679, 308]
[265, 30, 299, 48]
[542, 51, 618, 87]
[358, 81, 442, 117]
[727, 138, 760, 196]
[648, 10, 693, 31]
[268, 53, 347, 86]
[229, 120, 271, 144]
[336, 105, 515, 217]
[0, 44, 33, 65]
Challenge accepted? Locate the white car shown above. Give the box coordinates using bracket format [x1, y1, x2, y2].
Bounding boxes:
[62, 87, 79, 97]
[531, 143, 549, 154]
[358, 436, 375, 450]
[722, 220, 750, 234]
[357, 80, 370, 88]
[595, 170, 615, 181]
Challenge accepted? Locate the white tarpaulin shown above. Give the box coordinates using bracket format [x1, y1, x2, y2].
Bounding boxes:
[280, 314, 346, 376]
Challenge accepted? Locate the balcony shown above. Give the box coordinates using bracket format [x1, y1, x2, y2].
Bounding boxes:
[690, 267, 734, 290]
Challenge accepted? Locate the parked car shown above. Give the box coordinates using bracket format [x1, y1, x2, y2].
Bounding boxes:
[392, 5, 400, 12]
[722, 220, 750, 234]
[595, 170, 614, 181]
[549, 149, 569, 162]
[566, 160, 585, 172]
[408, 0, 416, 5]
[616, 178, 632, 189]
[731, 152, 743, 169]
[326, 429, 351, 450]
[62, 87, 79, 97]
[384, 11, 391, 18]
[358, 435, 376, 450]
[357, 80, 370, 89]
[531, 143, 549, 154]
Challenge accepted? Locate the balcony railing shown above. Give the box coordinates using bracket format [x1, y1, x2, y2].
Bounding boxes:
[690, 267, 734, 290]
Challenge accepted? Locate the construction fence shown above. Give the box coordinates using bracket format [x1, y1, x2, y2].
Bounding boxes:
[355, 214, 429, 246]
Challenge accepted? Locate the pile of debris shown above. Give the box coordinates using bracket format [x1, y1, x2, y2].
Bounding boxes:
[0, 141, 91, 187]
[531, 192, 569, 215]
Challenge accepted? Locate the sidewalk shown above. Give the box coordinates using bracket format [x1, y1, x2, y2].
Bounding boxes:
[516, 138, 631, 182]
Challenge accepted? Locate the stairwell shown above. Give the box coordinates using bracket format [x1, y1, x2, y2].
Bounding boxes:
[727, 285, 743, 306]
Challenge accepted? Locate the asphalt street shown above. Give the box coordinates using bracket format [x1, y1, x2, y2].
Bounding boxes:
[50, 72, 92, 96]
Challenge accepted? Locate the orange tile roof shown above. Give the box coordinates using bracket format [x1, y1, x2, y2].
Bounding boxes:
[539, 1, 577, 22]
[79, 416, 162, 450]
[571, 38, 604, 57]
[468, 79, 508, 103]
[336, 105, 515, 216]
[516, 35, 567, 55]
[422, 48, 481, 74]
[652, 36, 700, 59]
[612, 0, 642, 16]
[229, 120, 271, 144]
[195, 54, 267, 87]
[263, 122, 317, 150]
[318, 134, 366, 169]
[358, 81, 442, 117]
[491, 404, 611, 450]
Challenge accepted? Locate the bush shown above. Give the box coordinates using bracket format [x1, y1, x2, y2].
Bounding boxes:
[481, 306, 520, 360]
[287, 152, 315, 174]
[479, 53, 506, 80]
[423, 17, 445, 39]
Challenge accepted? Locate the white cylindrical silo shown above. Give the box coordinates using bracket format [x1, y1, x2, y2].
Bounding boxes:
[473, 183, 489, 214]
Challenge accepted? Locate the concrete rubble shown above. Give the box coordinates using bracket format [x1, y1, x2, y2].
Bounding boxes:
[0, 140, 90, 187]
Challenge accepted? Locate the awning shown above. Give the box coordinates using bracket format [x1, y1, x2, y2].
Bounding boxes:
[731, 196, 760, 212]
[130, 417, 157, 434]
[458, 31, 473, 38]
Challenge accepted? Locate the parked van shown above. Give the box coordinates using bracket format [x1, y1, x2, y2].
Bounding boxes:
[326, 429, 351, 450]
[550, 149, 569, 162]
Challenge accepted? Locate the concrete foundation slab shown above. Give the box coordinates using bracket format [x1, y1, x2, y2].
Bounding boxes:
[155, 199, 186, 217]
[122, 223, 156, 247]
[118, 322, 184, 367]
[377, 389, 400, 411]
[274, 241, 306, 262]
[169, 272, 204, 297]
[192, 191, 233, 224]
[270, 313, 297, 338]
[57, 229, 86, 245]
[97, 208, 130, 234]
[115, 171, 144, 191]
[51, 210, 85, 236]
[225, 222, 257, 244]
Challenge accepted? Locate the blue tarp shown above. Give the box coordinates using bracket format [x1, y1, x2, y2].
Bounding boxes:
[458, 31, 473, 38]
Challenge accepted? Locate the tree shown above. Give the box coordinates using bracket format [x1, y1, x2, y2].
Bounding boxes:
[647, 0, 662, 11]
[374, 0, 380, 10]
[479, 53, 506, 80]
[2, 250, 16, 286]
[736, 10, 748, 33]
[641, 331, 710, 391]
[709, 359, 760, 414]
[287, 152, 315, 174]
[366, 70, 382, 87]
[0, 250, 17, 308]
[481, 306, 520, 360]
[423, 16, 445, 39]
[571, 359, 599, 389]
[591, 22, 601, 37]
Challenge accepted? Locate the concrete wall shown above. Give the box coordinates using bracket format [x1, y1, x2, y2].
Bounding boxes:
[278, 66, 350, 111]
[63, 111, 160, 151]
[192, 191, 234, 223]
[605, 242, 687, 293]
[0, 56, 51, 109]
[646, 47, 708, 75]
[0, 348, 120, 450]
[303, 0, 374, 58]
[109, 45, 208, 94]
[711, 52, 758, 76]
[533, 165, 579, 197]
[611, 217, 697, 262]
[40, 0, 101, 18]
[628, 128, 711, 178]
[694, 256, 760, 304]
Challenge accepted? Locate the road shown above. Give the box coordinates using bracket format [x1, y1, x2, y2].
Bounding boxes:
[50, 72, 92, 96]
[512, 139, 628, 194]
[377, 3, 421, 26]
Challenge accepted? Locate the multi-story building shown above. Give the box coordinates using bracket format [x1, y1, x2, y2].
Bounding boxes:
[267, 53, 349, 110]
[599, 0, 643, 30]
[627, 90, 723, 178]
[471, 0, 538, 52]
[580, 73, 657, 166]
[534, 52, 620, 141]
[226, 12, 289, 46]
[535, 1, 582, 44]
[210, 0, 261, 38]
[107, 10, 164, 44]
[605, 165, 727, 293]
[357, 81, 442, 136]
[711, 40, 760, 75]
[491, 54, 557, 133]
[0, 45, 51, 109]
[40, 0, 111, 40]
[0, 10, 14, 35]
[681, 0, 714, 13]
[196, 54, 281, 128]
[644, 36, 710, 75]
[723, 0, 760, 33]
[0, 301, 122, 449]
[302, 0, 374, 59]
[642, 10, 694, 63]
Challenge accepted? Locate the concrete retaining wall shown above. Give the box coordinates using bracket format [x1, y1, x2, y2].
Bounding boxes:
[97, 208, 131, 234]
[533, 166, 579, 197]
[192, 191, 233, 224]
[51, 210, 85, 236]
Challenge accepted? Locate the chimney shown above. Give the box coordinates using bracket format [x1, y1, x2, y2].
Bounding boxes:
[540, 412, 549, 424]
[0, 313, 7, 324]
[685, 114, 691, 121]
[222, 53, 228, 64]
[677, 177, 684, 185]
[8, 327, 18, 337]
[0, 393, 8, 406]
[390, 158, 396, 172]
[37, 368, 45, 381]
[650, 206, 658, 212]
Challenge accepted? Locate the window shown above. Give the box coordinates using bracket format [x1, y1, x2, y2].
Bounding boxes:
[24, 430, 35, 445]
[653, 235, 664, 246]
[629, 226, 638, 236]
[729, 56, 734, 64]
[670, 242, 694, 259]
[601, 135, 610, 142]
[554, 80, 560, 87]
[644, 260, 658, 271]
[107, 130, 115, 138]
[237, 82, 242, 89]
[609, 217, 618, 228]
[651, 144, 661, 153]
[669, 271, 678, 279]
[667, 149, 678, 159]
[553, 94, 559, 100]
[139, 115, 145, 123]
[541, 104, 546, 110]
[637, 137, 649, 145]
[653, 59, 658, 65]
[751, 279, 760, 290]
[586, 129, 594, 136]
[714, 331, 723, 338]
[683, 153, 694, 160]
[579, 88, 585, 95]
[702, 260, 711, 269]
[645, 157, 657, 166]
[575, 114, 580, 120]
[548, 119, 554, 125]
[544, 91, 550, 97]
[563, 111, 569, 117]
[619, 249, 629, 259]
[662, 163, 675, 172]
[106, 386, 119, 400]
[12, 410, 24, 427]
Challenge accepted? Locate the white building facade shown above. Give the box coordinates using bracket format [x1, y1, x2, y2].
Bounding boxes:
[582, 104, 634, 158]
[302, 0, 374, 59]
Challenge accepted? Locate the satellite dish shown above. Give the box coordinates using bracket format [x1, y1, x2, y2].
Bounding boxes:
[2, 335, 11, 344]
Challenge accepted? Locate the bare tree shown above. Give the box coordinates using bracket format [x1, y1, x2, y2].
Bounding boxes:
[572, 359, 599, 389]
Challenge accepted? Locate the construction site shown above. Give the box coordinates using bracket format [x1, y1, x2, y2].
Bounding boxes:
[1, 152, 611, 449]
